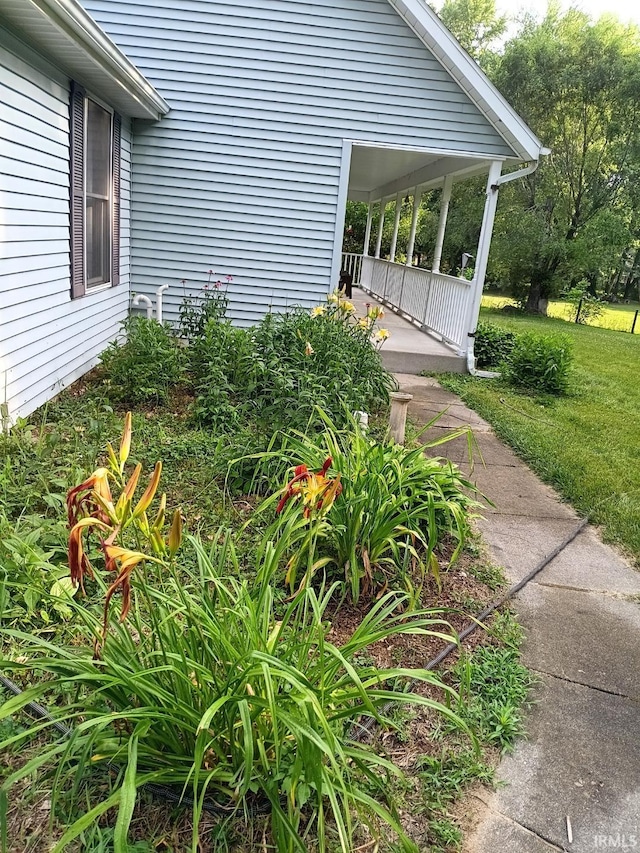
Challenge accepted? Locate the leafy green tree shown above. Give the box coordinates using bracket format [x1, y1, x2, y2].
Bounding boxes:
[435, 0, 507, 68]
[492, 9, 640, 312]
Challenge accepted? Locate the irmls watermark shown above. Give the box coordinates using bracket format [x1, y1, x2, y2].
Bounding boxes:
[594, 835, 638, 850]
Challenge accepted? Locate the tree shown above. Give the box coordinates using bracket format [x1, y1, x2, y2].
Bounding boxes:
[493, 9, 640, 312]
[435, 0, 507, 68]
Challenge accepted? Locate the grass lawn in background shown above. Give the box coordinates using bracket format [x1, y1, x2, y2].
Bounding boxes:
[440, 306, 640, 566]
[482, 293, 640, 333]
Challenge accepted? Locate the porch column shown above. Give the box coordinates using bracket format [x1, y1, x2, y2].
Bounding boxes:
[405, 186, 422, 267]
[374, 198, 387, 259]
[432, 174, 453, 273]
[465, 161, 502, 355]
[389, 192, 403, 263]
[363, 201, 373, 256]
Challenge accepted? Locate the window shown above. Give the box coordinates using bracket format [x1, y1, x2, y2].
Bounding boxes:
[70, 82, 121, 298]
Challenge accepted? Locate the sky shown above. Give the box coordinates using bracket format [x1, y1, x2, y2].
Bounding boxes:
[495, 0, 640, 27]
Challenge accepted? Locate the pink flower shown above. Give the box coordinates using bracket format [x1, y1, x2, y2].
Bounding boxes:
[226, 275, 233, 282]
[214, 280, 222, 289]
[180, 279, 187, 284]
[208, 269, 215, 275]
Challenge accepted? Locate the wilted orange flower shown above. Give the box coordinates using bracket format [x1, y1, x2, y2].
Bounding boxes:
[68, 517, 111, 591]
[67, 467, 113, 527]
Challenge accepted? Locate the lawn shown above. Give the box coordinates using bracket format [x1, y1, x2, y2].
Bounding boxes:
[0, 293, 532, 853]
[441, 305, 640, 565]
[482, 293, 640, 333]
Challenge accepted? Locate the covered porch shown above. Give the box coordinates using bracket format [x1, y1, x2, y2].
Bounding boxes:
[338, 142, 513, 371]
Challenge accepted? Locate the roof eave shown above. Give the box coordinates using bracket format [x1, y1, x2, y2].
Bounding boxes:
[387, 0, 545, 163]
[7, 0, 169, 120]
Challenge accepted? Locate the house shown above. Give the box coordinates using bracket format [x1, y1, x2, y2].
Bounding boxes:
[0, 0, 545, 424]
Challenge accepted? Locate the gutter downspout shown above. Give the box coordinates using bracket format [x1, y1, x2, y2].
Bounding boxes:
[467, 154, 547, 378]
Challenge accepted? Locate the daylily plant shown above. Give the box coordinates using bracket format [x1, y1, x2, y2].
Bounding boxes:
[274, 457, 343, 593]
[66, 412, 182, 654]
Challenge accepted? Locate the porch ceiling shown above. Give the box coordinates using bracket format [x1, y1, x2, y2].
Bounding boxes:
[347, 143, 495, 202]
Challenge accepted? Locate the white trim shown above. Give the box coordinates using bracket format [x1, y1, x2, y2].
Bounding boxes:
[4, 0, 169, 119]
[385, 0, 545, 162]
[330, 139, 353, 292]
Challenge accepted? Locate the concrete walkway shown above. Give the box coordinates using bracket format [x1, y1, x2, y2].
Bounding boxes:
[395, 373, 640, 853]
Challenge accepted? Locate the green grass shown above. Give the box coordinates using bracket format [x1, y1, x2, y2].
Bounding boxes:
[482, 293, 640, 333]
[441, 306, 640, 564]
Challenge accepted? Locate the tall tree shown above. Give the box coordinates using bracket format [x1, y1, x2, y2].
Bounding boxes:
[493, 9, 640, 312]
[435, 0, 507, 68]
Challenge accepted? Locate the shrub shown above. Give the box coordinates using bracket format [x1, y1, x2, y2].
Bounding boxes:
[250, 300, 395, 433]
[189, 318, 256, 429]
[563, 284, 605, 325]
[474, 323, 517, 369]
[101, 317, 185, 405]
[269, 411, 480, 603]
[503, 332, 573, 395]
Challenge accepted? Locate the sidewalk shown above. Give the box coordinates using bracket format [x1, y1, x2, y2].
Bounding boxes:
[395, 374, 640, 853]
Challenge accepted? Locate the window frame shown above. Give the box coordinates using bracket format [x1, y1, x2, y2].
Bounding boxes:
[70, 81, 121, 299]
[84, 93, 114, 291]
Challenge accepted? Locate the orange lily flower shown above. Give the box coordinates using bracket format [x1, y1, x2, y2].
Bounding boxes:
[276, 458, 342, 517]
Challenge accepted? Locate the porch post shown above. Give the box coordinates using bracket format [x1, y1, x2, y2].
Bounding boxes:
[405, 186, 422, 267]
[374, 198, 387, 259]
[363, 201, 373, 256]
[432, 174, 453, 273]
[464, 160, 502, 358]
[389, 192, 403, 263]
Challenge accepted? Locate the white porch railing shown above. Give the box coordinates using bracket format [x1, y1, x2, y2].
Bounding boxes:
[341, 252, 363, 284]
[360, 256, 473, 354]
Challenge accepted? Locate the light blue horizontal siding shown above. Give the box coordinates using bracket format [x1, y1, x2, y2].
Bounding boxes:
[83, 0, 514, 324]
[0, 29, 132, 422]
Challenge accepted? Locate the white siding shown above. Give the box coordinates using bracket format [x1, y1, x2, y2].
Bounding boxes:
[82, 0, 515, 326]
[0, 30, 132, 422]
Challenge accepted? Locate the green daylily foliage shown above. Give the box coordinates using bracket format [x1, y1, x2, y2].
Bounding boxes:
[0, 533, 472, 853]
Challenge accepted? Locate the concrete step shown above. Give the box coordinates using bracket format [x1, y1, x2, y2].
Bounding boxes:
[380, 346, 467, 375]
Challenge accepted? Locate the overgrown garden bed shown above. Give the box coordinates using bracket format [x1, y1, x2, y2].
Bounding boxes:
[1, 292, 532, 852]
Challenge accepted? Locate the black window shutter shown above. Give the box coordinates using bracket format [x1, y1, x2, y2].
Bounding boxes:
[112, 113, 122, 287]
[70, 81, 85, 299]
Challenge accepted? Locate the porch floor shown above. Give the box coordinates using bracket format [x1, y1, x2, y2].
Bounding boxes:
[351, 288, 467, 375]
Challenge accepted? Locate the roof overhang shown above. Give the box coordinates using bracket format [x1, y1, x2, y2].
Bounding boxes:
[0, 0, 169, 119]
[348, 142, 500, 202]
[387, 0, 546, 163]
